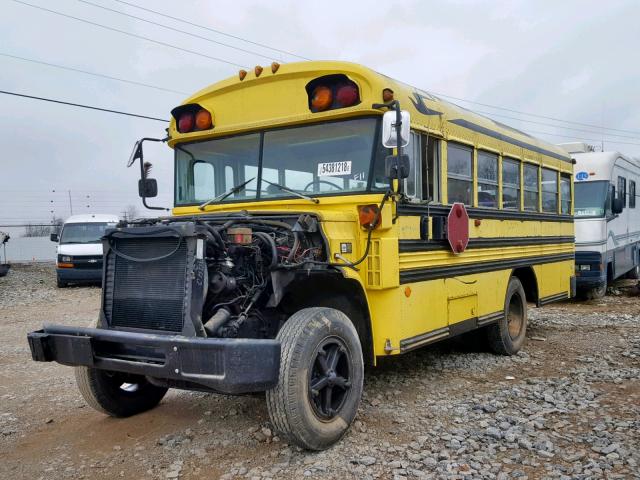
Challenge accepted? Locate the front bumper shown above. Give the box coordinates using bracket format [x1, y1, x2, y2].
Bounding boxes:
[57, 267, 103, 283]
[27, 325, 280, 394]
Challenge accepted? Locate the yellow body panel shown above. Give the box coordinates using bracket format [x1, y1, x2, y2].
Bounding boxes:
[167, 61, 574, 363]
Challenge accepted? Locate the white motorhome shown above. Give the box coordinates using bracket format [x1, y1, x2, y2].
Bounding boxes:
[561, 143, 640, 298]
[50, 214, 119, 287]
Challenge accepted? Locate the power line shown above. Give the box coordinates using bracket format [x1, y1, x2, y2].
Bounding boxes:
[524, 128, 640, 147]
[113, 0, 311, 61]
[0, 52, 187, 95]
[430, 90, 640, 136]
[77, 0, 284, 63]
[11, 0, 247, 69]
[471, 108, 640, 141]
[0, 90, 168, 122]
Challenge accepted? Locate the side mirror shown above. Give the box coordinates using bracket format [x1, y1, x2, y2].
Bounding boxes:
[612, 197, 624, 214]
[381, 110, 411, 148]
[385, 154, 411, 180]
[127, 140, 142, 167]
[50, 233, 59, 242]
[138, 178, 158, 198]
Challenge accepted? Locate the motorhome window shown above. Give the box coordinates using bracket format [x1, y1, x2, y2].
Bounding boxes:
[502, 158, 520, 210]
[560, 174, 571, 214]
[523, 164, 539, 211]
[477, 151, 498, 208]
[541, 168, 558, 213]
[574, 180, 609, 217]
[447, 142, 472, 205]
[630, 180, 636, 208]
[618, 176, 627, 207]
[59, 223, 110, 244]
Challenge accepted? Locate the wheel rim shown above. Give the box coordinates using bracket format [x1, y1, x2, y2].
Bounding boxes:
[308, 337, 352, 420]
[507, 292, 524, 339]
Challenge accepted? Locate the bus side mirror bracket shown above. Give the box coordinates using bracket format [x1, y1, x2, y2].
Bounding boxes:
[127, 137, 170, 212]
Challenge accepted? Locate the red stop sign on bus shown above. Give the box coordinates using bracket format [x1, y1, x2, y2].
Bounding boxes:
[447, 203, 469, 254]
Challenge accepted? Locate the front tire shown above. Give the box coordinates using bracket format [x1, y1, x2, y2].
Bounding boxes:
[487, 276, 527, 355]
[56, 276, 67, 288]
[266, 307, 364, 450]
[75, 367, 168, 417]
[582, 283, 606, 300]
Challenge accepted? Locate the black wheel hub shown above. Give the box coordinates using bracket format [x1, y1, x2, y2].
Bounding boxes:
[308, 337, 352, 420]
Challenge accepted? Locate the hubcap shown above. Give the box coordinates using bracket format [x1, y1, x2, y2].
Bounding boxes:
[308, 337, 352, 420]
[507, 292, 524, 339]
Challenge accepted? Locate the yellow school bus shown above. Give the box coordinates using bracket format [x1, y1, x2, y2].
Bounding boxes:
[28, 61, 574, 450]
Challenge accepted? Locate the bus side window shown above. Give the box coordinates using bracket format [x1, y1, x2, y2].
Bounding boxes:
[404, 131, 422, 199]
[447, 142, 473, 205]
[478, 151, 498, 208]
[502, 158, 520, 210]
[523, 163, 539, 211]
[560, 173, 571, 214]
[630, 180, 636, 208]
[422, 137, 440, 202]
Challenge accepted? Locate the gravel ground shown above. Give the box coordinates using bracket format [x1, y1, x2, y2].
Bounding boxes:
[0, 264, 638, 480]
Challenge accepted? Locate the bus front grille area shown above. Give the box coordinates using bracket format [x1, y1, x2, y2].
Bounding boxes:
[102, 225, 197, 334]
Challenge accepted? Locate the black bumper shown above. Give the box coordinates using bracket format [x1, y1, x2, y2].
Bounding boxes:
[27, 325, 280, 394]
[57, 268, 103, 283]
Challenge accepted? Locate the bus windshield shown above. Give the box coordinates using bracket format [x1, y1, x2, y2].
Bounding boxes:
[174, 118, 388, 206]
[574, 180, 609, 218]
[60, 223, 111, 244]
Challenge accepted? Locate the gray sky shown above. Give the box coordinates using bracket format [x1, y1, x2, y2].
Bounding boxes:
[1, 0, 639, 228]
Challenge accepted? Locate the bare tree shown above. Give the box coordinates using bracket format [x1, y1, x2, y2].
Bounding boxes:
[122, 204, 139, 222]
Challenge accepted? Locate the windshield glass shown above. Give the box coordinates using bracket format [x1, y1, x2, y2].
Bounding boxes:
[60, 223, 112, 244]
[175, 118, 387, 205]
[575, 180, 609, 217]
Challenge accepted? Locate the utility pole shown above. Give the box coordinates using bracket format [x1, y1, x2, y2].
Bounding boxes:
[68, 190, 73, 215]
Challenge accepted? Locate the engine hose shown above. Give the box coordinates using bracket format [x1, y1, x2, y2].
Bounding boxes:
[202, 223, 225, 251]
[105, 229, 184, 263]
[253, 231, 278, 269]
[287, 231, 301, 263]
[203, 308, 231, 337]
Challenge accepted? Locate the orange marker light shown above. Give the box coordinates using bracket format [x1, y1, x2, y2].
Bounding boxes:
[382, 88, 394, 102]
[271, 62, 280, 73]
[255, 65, 263, 77]
[239, 70, 247, 80]
[195, 109, 212, 130]
[357, 204, 381, 229]
[311, 86, 333, 111]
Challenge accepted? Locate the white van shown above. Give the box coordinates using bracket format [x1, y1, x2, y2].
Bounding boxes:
[50, 214, 119, 287]
[560, 143, 640, 298]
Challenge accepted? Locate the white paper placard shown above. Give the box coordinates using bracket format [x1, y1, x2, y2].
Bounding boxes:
[317, 161, 352, 177]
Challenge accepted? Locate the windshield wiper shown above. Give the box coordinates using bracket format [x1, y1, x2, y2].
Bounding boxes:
[262, 179, 319, 204]
[199, 177, 255, 210]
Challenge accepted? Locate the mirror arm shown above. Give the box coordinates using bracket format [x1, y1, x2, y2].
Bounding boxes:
[132, 137, 170, 212]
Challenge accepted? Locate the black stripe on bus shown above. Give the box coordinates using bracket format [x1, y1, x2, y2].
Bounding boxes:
[399, 311, 503, 352]
[397, 203, 574, 223]
[448, 118, 572, 163]
[399, 236, 575, 253]
[538, 292, 569, 306]
[399, 253, 574, 284]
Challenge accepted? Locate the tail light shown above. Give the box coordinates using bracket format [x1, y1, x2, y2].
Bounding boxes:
[171, 104, 214, 133]
[311, 86, 333, 111]
[306, 74, 360, 113]
[195, 109, 212, 130]
[178, 113, 194, 133]
[358, 204, 381, 229]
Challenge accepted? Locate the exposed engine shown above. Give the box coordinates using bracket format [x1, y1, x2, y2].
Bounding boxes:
[101, 214, 326, 341]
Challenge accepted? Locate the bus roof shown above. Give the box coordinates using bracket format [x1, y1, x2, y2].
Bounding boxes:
[168, 61, 571, 166]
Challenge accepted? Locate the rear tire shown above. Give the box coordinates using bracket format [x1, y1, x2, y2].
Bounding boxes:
[56, 276, 67, 288]
[266, 307, 364, 451]
[583, 283, 606, 300]
[487, 276, 527, 355]
[75, 367, 168, 417]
